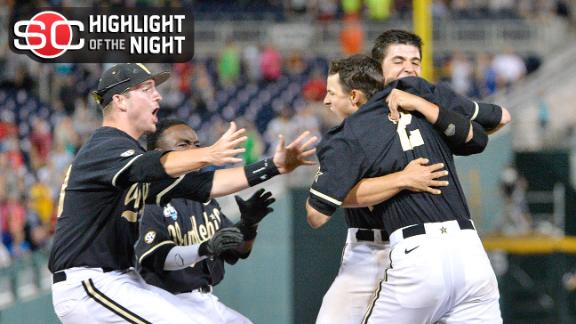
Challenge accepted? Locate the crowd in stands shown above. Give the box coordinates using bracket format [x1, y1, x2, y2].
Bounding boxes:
[0, 0, 562, 266]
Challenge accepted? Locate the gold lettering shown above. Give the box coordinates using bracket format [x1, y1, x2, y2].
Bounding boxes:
[125, 183, 141, 208]
[189, 217, 201, 244]
[141, 183, 149, 205]
[56, 166, 72, 218]
[212, 208, 221, 223]
[199, 224, 207, 240]
[121, 211, 138, 222]
[204, 212, 215, 238]
[166, 210, 227, 247]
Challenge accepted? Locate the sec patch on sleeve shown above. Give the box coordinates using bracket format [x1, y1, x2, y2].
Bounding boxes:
[144, 230, 156, 244]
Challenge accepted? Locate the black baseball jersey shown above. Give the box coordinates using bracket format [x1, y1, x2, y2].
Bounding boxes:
[48, 127, 214, 272]
[309, 77, 502, 234]
[135, 198, 235, 294]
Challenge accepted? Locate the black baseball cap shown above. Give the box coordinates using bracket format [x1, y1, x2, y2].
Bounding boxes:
[92, 63, 170, 107]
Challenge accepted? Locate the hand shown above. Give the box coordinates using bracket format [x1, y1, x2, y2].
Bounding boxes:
[235, 188, 275, 227]
[386, 89, 429, 122]
[399, 158, 449, 194]
[272, 131, 317, 174]
[198, 227, 244, 257]
[206, 122, 247, 166]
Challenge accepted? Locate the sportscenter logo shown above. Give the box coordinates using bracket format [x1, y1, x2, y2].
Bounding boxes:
[13, 11, 84, 59]
[9, 8, 195, 63]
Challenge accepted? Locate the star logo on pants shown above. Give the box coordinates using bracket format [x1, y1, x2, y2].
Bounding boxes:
[440, 227, 447, 234]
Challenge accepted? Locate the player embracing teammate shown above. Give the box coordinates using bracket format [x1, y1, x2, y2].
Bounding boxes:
[307, 30, 510, 324]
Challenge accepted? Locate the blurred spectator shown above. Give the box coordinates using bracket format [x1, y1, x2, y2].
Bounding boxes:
[173, 62, 193, 96]
[28, 171, 54, 227]
[341, 0, 362, 18]
[488, 0, 516, 18]
[285, 50, 306, 76]
[340, 15, 364, 55]
[218, 39, 241, 87]
[29, 117, 53, 169]
[192, 62, 216, 106]
[2, 134, 25, 172]
[53, 115, 80, 155]
[536, 91, 550, 136]
[24, 196, 50, 251]
[238, 118, 264, 165]
[265, 106, 301, 155]
[243, 44, 262, 83]
[555, 0, 571, 21]
[287, 0, 308, 16]
[261, 43, 282, 82]
[0, 111, 16, 140]
[499, 166, 533, 235]
[474, 52, 498, 97]
[58, 74, 80, 116]
[366, 0, 392, 20]
[0, 242, 9, 268]
[316, 0, 338, 21]
[393, 0, 412, 19]
[449, 51, 473, 96]
[524, 53, 542, 74]
[160, 72, 185, 112]
[293, 105, 322, 141]
[1, 192, 29, 257]
[72, 98, 99, 143]
[0, 64, 35, 91]
[431, 0, 450, 19]
[492, 47, 527, 89]
[302, 69, 326, 102]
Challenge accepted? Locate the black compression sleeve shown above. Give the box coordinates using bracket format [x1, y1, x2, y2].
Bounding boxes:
[433, 107, 471, 147]
[244, 158, 280, 186]
[475, 103, 502, 130]
[451, 121, 488, 156]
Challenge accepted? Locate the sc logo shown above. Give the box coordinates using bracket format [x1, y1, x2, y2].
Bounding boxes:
[13, 11, 84, 59]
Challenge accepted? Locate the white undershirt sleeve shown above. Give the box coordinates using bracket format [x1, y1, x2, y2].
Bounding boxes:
[163, 245, 208, 271]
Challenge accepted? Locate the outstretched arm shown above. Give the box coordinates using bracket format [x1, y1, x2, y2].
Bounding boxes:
[161, 122, 248, 177]
[209, 131, 317, 198]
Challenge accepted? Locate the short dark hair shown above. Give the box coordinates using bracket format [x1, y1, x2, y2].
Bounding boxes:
[371, 29, 423, 64]
[146, 118, 188, 150]
[328, 54, 384, 99]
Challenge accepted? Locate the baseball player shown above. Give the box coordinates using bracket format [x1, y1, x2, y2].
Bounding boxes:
[307, 53, 508, 323]
[371, 29, 511, 132]
[312, 30, 510, 324]
[311, 55, 450, 324]
[48, 63, 316, 323]
[308, 54, 503, 324]
[135, 119, 277, 324]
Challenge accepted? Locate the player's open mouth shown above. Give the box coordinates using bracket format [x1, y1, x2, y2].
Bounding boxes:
[152, 107, 159, 123]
